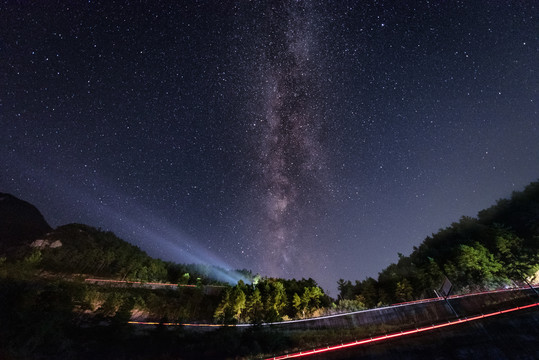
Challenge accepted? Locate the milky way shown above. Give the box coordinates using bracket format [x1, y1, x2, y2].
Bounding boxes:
[253, 2, 327, 276]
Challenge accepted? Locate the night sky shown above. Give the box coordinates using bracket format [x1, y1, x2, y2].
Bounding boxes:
[2, 1, 538, 294]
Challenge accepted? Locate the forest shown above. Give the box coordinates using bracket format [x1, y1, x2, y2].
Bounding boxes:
[19, 223, 252, 286]
[337, 181, 539, 307]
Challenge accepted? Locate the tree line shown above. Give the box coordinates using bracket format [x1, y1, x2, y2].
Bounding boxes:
[214, 277, 331, 324]
[337, 180, 539, 307]
[22, 223, 250, 287]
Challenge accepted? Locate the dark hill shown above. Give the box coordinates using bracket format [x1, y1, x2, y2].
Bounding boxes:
[39, 223, 164, 279]
[0, 194, 248, 285]
[0, 193, 51, 254]
[31, 223, 247, 286]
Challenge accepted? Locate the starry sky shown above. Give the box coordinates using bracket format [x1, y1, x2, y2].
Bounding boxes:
[2, 1, 538, 295]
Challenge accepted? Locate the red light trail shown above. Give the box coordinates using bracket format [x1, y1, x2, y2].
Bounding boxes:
[266, 302, 539, 359]
[85, 278, 197, 287]
[128, 321, 227, 327]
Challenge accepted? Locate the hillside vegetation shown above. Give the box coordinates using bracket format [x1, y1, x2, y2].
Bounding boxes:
[16, 223, 250, 286]
[337, 180, 539, 307]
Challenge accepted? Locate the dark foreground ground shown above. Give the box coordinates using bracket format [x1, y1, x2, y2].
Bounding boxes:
[306, 307, 539, 360]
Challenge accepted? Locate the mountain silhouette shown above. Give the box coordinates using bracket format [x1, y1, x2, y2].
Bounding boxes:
[0, 193, 52, 254]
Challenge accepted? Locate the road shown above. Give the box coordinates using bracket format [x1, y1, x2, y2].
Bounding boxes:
[127, 285, 537, 328]
[266, 301, 539, 359]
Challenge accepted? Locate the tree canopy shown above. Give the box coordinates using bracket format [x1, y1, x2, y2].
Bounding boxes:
[338, 180, 539, 305]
